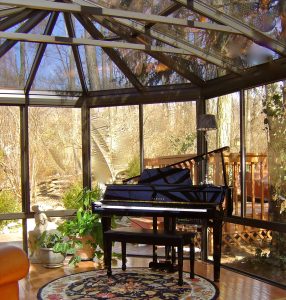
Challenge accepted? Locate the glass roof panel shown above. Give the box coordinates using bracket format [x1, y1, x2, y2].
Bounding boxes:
[115, 48, 190, 86]
[79, 45, 133, 90]
[51, 12, 68, 37]
[31, 44, 82, 91]
[0, 15, 50, 89]
[0, 43, 25, 89]
[154, 23, 279, 71]
[86, 0, 174, 14]
[0, 0, 284, 95]
[201, 0, 286, 44]
[187, 57, 227, 81]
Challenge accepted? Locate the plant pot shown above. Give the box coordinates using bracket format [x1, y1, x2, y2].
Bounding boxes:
[75, 235, 95, 261]
[39, 247, 65, 268]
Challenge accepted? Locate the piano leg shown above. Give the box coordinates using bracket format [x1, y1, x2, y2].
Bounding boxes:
[213, 211, 223, 282]
[190, 239, 195, 279]
[178, 241, 184, 286]
[152, 217, 158, 266]
[102, 216, 112, 268]
[106, 238, 112, 276]
[121, 242, 126, 271]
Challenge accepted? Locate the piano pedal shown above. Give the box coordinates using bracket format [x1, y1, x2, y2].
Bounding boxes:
[149, 260, 177, 273]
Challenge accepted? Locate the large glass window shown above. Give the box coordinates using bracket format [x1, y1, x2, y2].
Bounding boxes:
[220, 224, 286, 286]
[245, 87, 269, 220]
[0, 106, 22, 246]
[28, 107, 82, 211]
[218, 83, 286, 287]
[262, 82, 286, 224]
[206, 93, 240, 214]
[90, 106, 139, 186]
[143, 102, 197, 160]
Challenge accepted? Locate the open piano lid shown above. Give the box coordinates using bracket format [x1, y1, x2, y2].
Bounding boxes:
[101, 147, 231, 211]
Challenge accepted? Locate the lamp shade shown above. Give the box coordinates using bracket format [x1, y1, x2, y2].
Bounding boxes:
[197, 114, 217, 131]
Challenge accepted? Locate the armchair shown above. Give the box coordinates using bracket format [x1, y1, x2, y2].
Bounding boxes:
[0, 245, 29, 300]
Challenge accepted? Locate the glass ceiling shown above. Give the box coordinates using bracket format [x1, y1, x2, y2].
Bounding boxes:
[0, 0, 285, 101]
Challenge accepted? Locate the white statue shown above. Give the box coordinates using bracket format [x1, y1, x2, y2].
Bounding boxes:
[28, 205, 56, 263]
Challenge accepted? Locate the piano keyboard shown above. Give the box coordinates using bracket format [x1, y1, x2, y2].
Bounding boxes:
[99, 204, 207, 212]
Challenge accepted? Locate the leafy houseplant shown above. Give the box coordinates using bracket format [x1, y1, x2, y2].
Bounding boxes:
[37, 231, 74, 268]
[57, 187, 105, 266]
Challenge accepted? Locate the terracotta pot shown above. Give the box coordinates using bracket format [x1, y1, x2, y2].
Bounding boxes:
[75, 235, 95, 261]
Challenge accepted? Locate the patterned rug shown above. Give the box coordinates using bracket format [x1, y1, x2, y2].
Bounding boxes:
[37, 268, 219, 300]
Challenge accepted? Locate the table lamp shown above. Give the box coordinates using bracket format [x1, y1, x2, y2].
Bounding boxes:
[197, 114, 217, 184]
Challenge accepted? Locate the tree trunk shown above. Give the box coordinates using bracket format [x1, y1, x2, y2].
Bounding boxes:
[68, 47, 76, 90]
[19, 42, 26, 87]
[216, 94, 232, 148]
[84, 31, 101, 90]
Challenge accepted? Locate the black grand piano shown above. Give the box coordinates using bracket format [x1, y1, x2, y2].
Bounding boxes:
[92, 146, 232, 282]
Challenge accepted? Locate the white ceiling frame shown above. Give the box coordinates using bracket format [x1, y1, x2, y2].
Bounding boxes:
[174, 0, 286, 56]
[110, 17, 242, 74]
[0, 0, 240, 33]
[0, 89, 79, 106]
[0, 30, 195, 55]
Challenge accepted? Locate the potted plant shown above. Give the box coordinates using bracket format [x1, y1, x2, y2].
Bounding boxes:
[37, 230, 73, 268]
[57, 187, 107, 265]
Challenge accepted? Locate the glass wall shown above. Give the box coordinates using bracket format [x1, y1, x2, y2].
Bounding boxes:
[0, 106, 22, 246]
[206, 93, 241, 212]
[218, 83, 286, 286]
[28, 107, 82, 211]
[143, 102, 197, 161]
[0, 82, 284, 287]
[90, 106, 139, 186]
[220, 224, 286, 286]
[244, 87, 269, 220]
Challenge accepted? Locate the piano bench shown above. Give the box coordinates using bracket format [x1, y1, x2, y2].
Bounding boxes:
[103, 227, 196, 286]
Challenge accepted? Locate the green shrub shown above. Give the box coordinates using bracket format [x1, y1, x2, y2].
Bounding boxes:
[62, 183, 102, 210]
[125, 156, 140, 178]
[169, 133, 196, 154]
[0, 190, 21, 230]
[62, 183, 83, 209]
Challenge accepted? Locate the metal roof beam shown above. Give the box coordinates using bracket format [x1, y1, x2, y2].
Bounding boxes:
[174, 0, 286, 56]
[0, 0, 239, 33]
[0, 29, 195, 54]
[0, 8, 32, 30]
[92, 16, 204, 86]
[25, 12, 58, 94]
[202, 58, 286, 99]
[64, 12, 88, 94]
[87, 85, 200, 107]
[110, 17, 242, 74]
[0, 10, 48, 58]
